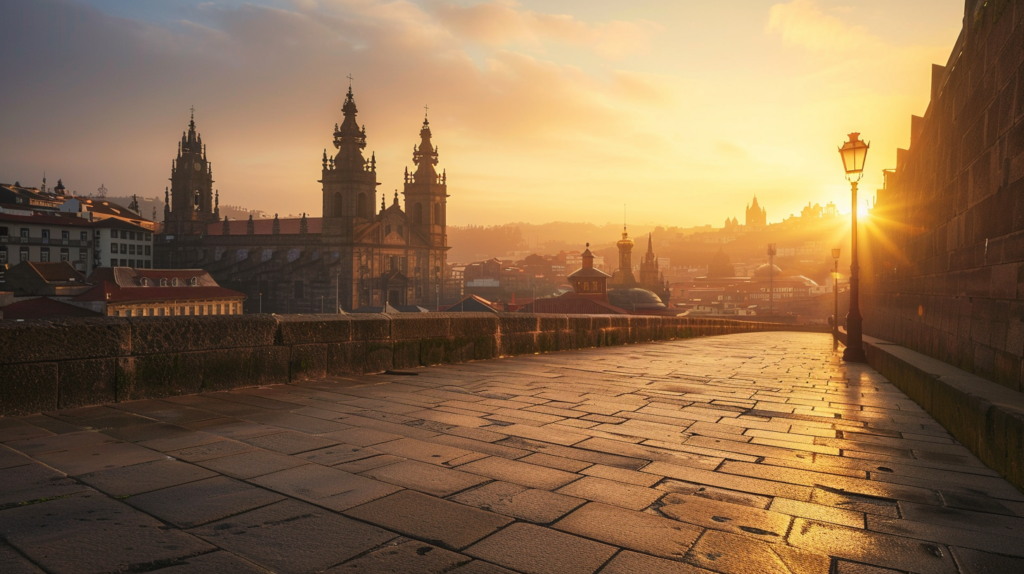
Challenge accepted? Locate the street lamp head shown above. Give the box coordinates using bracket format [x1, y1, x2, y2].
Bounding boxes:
[839, 132, 870, 181]
[832, 248, 841, 260]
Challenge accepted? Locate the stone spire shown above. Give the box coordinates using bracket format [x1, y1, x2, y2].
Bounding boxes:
[412, 116, 439, 182]
[247, 214, 255, 235]
[333, 85, 369, 170]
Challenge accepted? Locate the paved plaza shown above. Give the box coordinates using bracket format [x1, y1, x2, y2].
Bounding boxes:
[1, 332, 1022, 574]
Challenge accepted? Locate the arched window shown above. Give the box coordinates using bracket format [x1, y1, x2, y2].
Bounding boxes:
[194, 190, 201, 209]
[171, 277, 180, 287]
[433, 203, 441, 226]
[413, 203, 423, 225]
[357, 193, 367, 219]
[189, 277, 198, 286]
[333, 192, 343, 217]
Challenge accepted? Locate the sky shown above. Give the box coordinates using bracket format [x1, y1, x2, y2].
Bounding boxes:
[0, 0, 965, 227]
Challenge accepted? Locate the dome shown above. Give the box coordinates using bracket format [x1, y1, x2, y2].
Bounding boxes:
[753, 264, 783, 278]
[608, 288, 666, 311]
[708, 249, 735, 278]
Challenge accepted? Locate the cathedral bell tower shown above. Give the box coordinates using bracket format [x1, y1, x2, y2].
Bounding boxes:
[402, 114, 447, 248]
[321, 85, 378, 238]
[166, 109, 217, 236]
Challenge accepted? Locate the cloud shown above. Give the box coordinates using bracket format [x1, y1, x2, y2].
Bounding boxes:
[432, 0, 661, 60]
[766, 0, 880, 53]
[0, 0, 679, 222]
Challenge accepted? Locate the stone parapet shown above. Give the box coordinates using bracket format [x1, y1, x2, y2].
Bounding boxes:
[0, 314, 824, 416]
[858, 333, 1024, 492]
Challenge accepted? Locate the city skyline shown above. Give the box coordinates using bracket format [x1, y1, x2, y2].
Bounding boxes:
[1, 0, 962, 226]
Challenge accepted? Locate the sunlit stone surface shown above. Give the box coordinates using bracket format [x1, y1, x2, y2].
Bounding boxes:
[1, 332, 1022, 573]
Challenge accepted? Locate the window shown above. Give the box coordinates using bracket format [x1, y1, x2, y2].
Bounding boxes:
[129, 244, 136, 255]
[294, 280, 305, 298]
[140, 278, 150, 287]
[120, 230, 127, 239]
[79, 249, 87, 262]
[120, 244, 127, 254]
[0, 247, 6, 264]
[40, 248, 50, 262]
[60, 248, 69, 262]
[128, 259, 135, 268]
[207, 305, 213, 315]
[0, 226, 7, 237]
[171, 278, 180, 286]
[160, 278, 167, 287]
[110, 229, 117, 238]
[110, 259, 116, 267]
[126, 309, 133, 317]
[145, 233, 151, 241]
[20, 228, 29, 238]
[189, 277, 197, 286]
[144, 245, 151, 256]
[120, 259, 127, 266]
[180, 306, 185, 316]
[80, 232, 88, 241]
[129, 232, 136, 240]
[144, 260, 151, 269]
[41, 229, 50, 240]
[61, 230, 69, 240]
[111, 242, 118, 252]
[217, 304, 222, 314]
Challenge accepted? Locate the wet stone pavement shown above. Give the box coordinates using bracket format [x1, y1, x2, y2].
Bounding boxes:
[1, 332, 1023, 574]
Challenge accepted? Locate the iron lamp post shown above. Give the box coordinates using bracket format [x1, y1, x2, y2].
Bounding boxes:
[832, 248, 840, 348]
[767, 243, 777, 317]
[839, 133, 869, 362]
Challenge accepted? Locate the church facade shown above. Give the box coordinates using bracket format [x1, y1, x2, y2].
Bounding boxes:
[154, 87, 451, 313]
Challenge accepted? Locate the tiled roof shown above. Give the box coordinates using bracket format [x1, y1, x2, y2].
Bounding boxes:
[26, 261, 86, 283]
[0, 212, 95, 227]
[0, 297, 101, 320]
[206, 217, 323, 236]
[72, 282, 245, 304]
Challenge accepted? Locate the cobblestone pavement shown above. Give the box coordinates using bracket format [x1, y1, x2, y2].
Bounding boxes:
[2, 332, 1023, 574]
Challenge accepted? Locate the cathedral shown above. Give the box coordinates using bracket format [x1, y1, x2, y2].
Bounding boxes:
[745, 196, 767, 228]
[155, 86, 451, 313]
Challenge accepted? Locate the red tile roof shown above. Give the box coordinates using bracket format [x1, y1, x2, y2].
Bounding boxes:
[0, 297, 101, 320]
[72, 282, 245, 304]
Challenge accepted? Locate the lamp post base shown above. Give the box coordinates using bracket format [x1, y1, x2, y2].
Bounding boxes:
[842, 346, 867, 363]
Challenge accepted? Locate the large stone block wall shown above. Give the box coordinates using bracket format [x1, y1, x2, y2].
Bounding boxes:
[863, 0, 1024, 391]
[0, 313, 821, 416]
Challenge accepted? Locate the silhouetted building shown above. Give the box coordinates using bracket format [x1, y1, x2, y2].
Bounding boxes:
[610, 226, 636, 286]
[155, 87, 452, 312]
[707, 248, 736, 278]
[746, 196, 767, 228]
[638, 233, 671, 303]
[567, 244, 610, 300]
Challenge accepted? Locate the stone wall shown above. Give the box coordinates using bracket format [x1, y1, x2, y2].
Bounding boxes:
[0, 313, 822, 416]
[863, 0, 1024, 391]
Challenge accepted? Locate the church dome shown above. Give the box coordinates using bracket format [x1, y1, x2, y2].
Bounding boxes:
[753, 264, 784, 277]
[708, 249, 735, 278]
[608, 288, 666, 311]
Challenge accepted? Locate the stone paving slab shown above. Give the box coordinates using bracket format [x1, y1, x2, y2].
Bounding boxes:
[0, 332, 1023, 573]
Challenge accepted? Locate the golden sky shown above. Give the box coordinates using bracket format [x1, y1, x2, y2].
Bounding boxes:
[0, 0, 964, 226]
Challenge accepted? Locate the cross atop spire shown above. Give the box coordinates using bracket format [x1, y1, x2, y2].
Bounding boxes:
[347, 73, 353, 88]
[423, 104, 429, 120]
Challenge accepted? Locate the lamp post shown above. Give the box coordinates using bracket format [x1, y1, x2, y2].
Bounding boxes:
[832, 248, 840, 349]
[838, 132, 869, 362]
[767, 243, 777, 317]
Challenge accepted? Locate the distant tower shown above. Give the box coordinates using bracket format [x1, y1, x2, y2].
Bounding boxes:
[746, 196, 767, 228]
[403, 110, 447, 249]
[321, 83, 378, 239]
[165, 108, 217, 235]
[639, 233, 660, 287]
[612, 226, 637, 286]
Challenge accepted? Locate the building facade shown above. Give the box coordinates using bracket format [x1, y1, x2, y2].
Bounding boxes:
[155, 88, 451, 313]
[72, 268, 245, 317]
